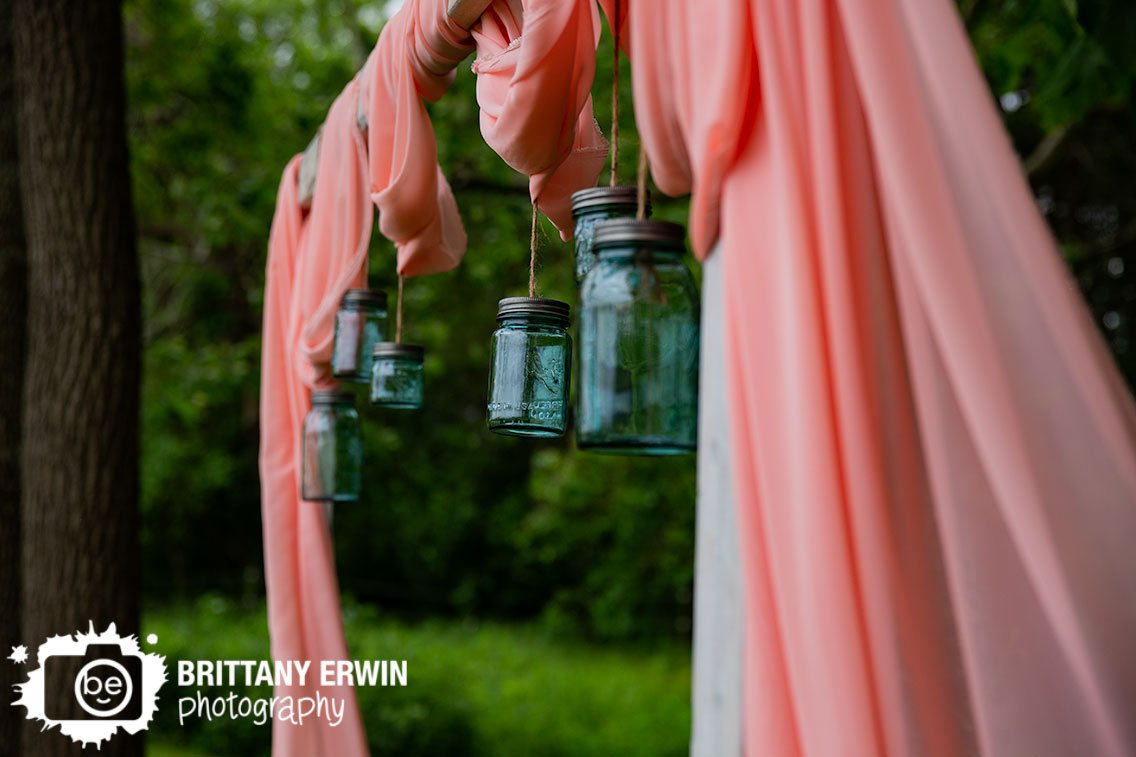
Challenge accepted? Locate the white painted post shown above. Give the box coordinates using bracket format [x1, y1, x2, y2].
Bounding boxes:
[691, 245, 744, 757]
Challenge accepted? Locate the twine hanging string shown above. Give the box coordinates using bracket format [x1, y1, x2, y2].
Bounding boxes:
[396, 274, 404, 343]
[529, 202, 539, 297]
[609, 0, 620, 186]
[637, 145, 649, 220]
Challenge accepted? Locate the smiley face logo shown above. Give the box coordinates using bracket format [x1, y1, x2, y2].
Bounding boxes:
[11, 623, 167, 748]
[74, 659, 134, 718]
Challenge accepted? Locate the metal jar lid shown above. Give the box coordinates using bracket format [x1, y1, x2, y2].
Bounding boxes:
[496, 296, 570, 323]
[570, 186, 650, 216]
[372, 342, 425, 360]
[340, 288, 388, 308]
[592, 219, 686, 251]
[311, 390, 355, 405]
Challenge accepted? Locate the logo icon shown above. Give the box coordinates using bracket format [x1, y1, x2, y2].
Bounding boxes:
[11, 623, 167, 748]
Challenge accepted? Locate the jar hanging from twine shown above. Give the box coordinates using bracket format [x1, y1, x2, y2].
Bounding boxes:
[487, 297, 572, 438]
[332, 288, 388, 382]
[577, 219, 699, 454]
[370, 342, 425, 409]
[301, 390, 363, 502]
[570, 186, 650, 284]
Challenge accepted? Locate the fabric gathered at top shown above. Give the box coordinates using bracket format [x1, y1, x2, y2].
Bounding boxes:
[628, 0, 1136, 755]
[259, 1, 612, 755]
[261, 3, 475, 756]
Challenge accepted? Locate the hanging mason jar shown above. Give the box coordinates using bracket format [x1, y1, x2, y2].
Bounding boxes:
[577, 219, 699, 454]
[301, 390, 363, 502]
[570, 186, 650, 284]
[370, 342, 425, 409]
[332, 288, 388, 382]
[487, 297, 572, 437]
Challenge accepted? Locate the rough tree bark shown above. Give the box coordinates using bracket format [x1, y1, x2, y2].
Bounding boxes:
[0, 0, 27, 755]
[12, 0, 142, 755]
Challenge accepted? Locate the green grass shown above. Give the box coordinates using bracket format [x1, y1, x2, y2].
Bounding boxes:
[148, 746, 218, 757]
[144, 597, 690, 756]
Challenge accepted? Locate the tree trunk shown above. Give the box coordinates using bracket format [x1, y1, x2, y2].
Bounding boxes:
[0, 0, 27, 755]
[12, 0, 141, 755]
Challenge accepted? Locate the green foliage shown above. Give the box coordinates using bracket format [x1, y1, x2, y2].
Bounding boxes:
[144, 599, 691, 756]
[140, 336, 262, 595]
[965, 0, 1136, 382]
[523, 448, 696, 639]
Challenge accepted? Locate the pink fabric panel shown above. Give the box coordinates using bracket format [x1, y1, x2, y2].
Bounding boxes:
[260, 145, 369, 757]
[471, 0, 608, 238]
[841, 0, 1136, 752]
[625, 0, 751, 257]
[261, 5, 479, 756]
[294, 82, 373, 385]
[629, 0, 1136, 754]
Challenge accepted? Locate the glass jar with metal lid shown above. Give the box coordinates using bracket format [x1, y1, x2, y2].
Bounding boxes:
[370, 342, 425, 409]
[301, 390, 363, 502]
[577, 219, 699, 454]
[487, 297, 572, 437]
[332, 288, 388, 382]
[570, 187, 650, 284]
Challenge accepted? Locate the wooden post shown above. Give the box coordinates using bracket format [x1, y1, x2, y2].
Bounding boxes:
[691, 245, 744, 757]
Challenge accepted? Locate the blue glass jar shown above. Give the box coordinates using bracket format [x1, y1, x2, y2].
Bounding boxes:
[577, 220, 699, 454]
[332, 289, 388, 382]
[370, 342, 425, 409]
[301, 390, 363, 502]
[570, 186, 649, 284]
[487, 297, 572, 437]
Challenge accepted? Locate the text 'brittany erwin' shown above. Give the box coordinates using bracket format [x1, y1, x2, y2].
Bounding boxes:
[178, 659, 408, 688]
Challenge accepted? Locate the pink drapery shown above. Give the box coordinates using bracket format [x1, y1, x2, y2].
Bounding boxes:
[628, 0, 1136, 754]
[260, 84, 373, 757]
[260, 4, 472, 754]
[260, 1, 607, 755]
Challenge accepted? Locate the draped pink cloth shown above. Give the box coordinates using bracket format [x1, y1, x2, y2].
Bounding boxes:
[260, 2, 609, 755]
[471, 0, 608, 237]
[260, 4, 473, 755]
[628, 0, 1136, 754]
[260, 138, 370, 757]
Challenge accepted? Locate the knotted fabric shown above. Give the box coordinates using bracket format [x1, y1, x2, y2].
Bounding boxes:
[360, 0, 474, 276]
[471, 0, 608, 238]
